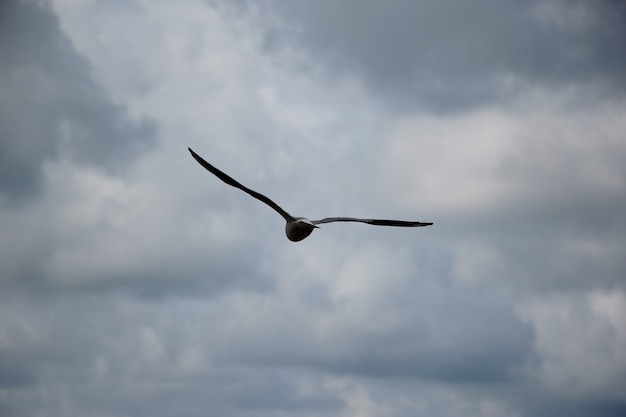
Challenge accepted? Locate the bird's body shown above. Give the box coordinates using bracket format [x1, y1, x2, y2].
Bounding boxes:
[285, 218, 318, 242]
[188, 147, 432, 241]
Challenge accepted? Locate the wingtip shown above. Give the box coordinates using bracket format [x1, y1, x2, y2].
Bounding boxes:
[188, 147, 201, 159]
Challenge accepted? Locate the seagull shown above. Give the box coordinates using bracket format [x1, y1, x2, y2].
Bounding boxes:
[189, 148, 433, 242]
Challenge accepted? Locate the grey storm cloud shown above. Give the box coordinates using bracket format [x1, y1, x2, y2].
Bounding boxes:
[252, 0, 626, 110]
[0, 0, 155, 202]
[1, 1, 625, 417]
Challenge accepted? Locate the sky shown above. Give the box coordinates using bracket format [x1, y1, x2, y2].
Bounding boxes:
[1, 0, 625, 416]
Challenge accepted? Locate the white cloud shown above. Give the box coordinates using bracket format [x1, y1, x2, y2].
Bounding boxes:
[381, 88, 626, 216]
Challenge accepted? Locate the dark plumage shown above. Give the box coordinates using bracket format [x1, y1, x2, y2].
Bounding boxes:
[189, 148, 432, 241]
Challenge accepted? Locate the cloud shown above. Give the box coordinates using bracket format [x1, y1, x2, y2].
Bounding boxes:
[249, 0, 626, 111]
[0, 0, 155, 202]
[1, 1, 625, 417]
[519, 291, 626, 399]
[381, 90, 626, 291]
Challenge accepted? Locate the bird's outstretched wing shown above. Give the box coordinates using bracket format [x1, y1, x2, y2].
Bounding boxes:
[188, 148, 294, 222]
[312, 217, 433, 227]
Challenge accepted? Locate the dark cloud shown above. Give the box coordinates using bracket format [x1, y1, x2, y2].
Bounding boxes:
[218, 275, 534, 384]
[0, 0, 155, 202]
[252, 0, 626, 111]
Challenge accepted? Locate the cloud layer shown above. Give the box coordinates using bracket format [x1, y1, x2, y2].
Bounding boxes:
[1, 1, 625, 416]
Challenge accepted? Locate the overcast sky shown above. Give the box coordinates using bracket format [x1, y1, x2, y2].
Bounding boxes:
[1, 0, 625, 416]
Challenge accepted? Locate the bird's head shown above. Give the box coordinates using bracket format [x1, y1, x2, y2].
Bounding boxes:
[285, 218, 319, 242]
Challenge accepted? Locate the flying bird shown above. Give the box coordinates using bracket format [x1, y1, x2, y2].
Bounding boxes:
[189, 148, 433, 242]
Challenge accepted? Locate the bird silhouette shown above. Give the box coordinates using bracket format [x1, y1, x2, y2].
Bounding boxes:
[189, 148, 433, 241]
